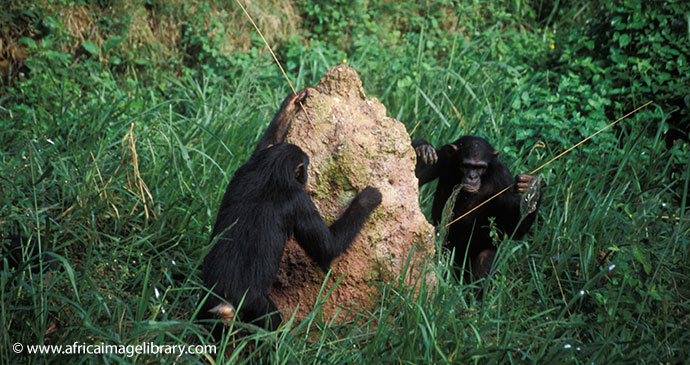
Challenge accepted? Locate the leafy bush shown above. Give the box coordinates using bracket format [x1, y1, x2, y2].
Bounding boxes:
[559, 1, 689, 143]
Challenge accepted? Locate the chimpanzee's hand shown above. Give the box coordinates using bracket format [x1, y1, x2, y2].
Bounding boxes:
[514, 174, 534, 194]
[293, 86, 314, 105]
[279, 87, 316, 116]
[353, 186, 383, 211]
[415, 143, 438, 165]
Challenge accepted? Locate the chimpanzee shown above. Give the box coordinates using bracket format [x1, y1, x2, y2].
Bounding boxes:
[200, 88, 382, 333]
[413, 136, 541, 283]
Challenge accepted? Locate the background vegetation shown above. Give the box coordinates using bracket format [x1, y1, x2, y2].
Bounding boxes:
[1, 0, 688, 363]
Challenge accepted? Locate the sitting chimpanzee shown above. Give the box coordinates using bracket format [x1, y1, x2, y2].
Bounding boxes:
[413, 136, 541, 284]
[200, 88, 382, 333]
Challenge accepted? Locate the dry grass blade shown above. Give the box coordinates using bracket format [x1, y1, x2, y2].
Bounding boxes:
[122, 123, 156, 224]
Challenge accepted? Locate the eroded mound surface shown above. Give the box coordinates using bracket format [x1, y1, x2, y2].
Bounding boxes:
[270, 65, 435, 323]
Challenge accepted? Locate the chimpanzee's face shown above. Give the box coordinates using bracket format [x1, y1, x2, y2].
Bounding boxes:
[459, 158, 488, 193]
[451, 137, 498, 193]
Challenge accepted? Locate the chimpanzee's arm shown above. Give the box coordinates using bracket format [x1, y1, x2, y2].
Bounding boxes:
[292, 187, 381, 270]
[413, 139, 442, 186]
[254, 88, 313, 154]
[492, 163, 541, 239]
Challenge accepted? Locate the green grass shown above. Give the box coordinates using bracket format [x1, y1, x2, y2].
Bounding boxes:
[2, 1, 689, 363]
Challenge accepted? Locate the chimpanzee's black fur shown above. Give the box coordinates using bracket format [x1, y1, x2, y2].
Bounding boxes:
[414, 136, 540, 282]
[200, 88, 381, 332]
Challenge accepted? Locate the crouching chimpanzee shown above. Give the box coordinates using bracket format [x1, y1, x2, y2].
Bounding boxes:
[200, 88, 382, 333]
[413, 136, 541, 285]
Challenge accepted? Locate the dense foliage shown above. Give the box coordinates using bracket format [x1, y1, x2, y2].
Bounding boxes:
[1, 0, 688, 363]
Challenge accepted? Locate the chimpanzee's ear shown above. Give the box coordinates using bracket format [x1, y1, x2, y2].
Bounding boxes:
[492, 149, 500, 157]
[440, 143, 458, 156]
[294, 162, 307, 185]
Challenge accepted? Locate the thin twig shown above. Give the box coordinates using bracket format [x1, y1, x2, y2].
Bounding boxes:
[233, 0, 312, 123]
[528, 100, 654, 176]
[409, 120, 422, 136]
[233, 0, 294, 94]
